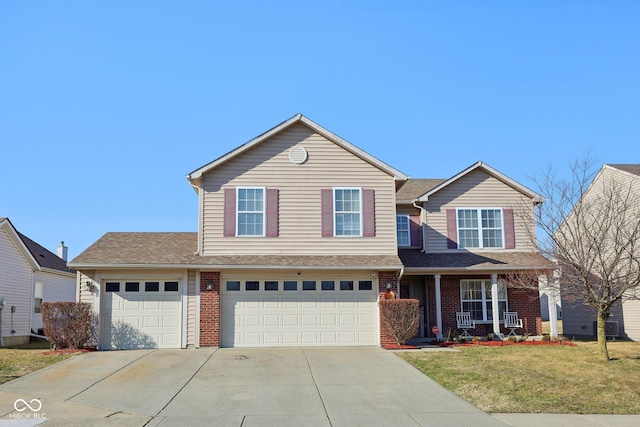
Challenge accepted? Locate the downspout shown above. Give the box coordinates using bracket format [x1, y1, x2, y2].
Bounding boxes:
[412, 200, 428, 253]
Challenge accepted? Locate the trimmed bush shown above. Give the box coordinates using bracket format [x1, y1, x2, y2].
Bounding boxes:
[41, 302, 94, 349]
[379, 299, 420, 345]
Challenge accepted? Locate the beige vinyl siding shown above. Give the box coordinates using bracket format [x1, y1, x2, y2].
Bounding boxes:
[423, 169, 536, 252]
[186, 269, 196, 347]
[0, 228, 34, 339]
[78, 271, 96, 306]
[31, 271, 76, 331]
[621, 300, 640, 341]
[202, 123, 397, 256]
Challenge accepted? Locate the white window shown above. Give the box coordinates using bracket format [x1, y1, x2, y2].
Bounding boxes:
[237, 187, 265, 236]
[457, 208, 504, 248]
[334, 188, 361, 236]
[460, 280, 508, 322]
[34, 282, 43, 313]
[396, 215, 410, 246]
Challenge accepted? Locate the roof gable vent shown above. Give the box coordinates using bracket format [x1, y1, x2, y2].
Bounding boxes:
[288, 146, 308, 164]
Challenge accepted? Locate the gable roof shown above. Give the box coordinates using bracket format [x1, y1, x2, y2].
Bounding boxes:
[69, 232, 403, 270]
[186, 114, 409, 184]
[18, 232, 75, 274]
[0, 218, 75, 275]
[396, 179, 446, 203]
[607, 164, 640, 177]
[416, 161, 545, 203]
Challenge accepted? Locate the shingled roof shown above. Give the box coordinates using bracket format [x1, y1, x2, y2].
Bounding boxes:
[69, 232, 403, 269]
[608, 164, 640, 176]
[395, 179, 446, 202]
[19, 233, 75, 274]
[399, 249, 552, 272]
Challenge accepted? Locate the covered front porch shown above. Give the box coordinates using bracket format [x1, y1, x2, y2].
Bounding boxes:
[400, 272, 545, 340]
[398, 249, 558, 341]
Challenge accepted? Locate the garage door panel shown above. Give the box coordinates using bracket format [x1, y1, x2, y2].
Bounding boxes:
[123, 300, 141, 310]
[143, 316, 160, 328]
[102, 280, 182, 350]
[264, 314, 279, 326]
[222, 280, 378, 348]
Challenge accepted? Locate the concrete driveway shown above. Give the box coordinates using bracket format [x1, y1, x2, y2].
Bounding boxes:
[0, 347, 504, 427]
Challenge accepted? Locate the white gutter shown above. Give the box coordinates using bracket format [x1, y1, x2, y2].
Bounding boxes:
[68, 263, 405, 271]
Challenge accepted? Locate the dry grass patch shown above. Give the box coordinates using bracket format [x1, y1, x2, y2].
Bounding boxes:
[0, 340, 73, 384]
[400, 341, 640, 414]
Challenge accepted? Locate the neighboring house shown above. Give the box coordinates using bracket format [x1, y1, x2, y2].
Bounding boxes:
[562, 164, 640, 341]
[69, 114, 548, 350]
[0, 218, 76, 346]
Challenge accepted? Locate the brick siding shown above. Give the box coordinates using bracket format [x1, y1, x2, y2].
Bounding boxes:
[425, 274, 541, 339]
[378, 270, 399, 346]
[199, 271, 220, 347]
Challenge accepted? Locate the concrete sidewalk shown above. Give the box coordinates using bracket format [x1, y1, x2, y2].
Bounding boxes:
[0, 347, 637, 426]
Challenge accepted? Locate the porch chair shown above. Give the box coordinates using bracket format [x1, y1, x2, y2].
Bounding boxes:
[456, 312, 476, 339]
[504, 312, 523, 337]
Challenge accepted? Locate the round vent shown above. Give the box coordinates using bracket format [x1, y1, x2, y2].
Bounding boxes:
[288, 146, 308, 164]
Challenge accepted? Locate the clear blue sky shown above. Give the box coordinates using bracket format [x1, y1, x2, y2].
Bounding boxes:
[2, 1, 639, 260]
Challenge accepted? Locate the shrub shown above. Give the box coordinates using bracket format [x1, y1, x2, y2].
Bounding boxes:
[472, 336, 481, 342]
[507, 335, 518, 342]
[486, 333, 494, 341]
[379, 299, 419, 345]
[41, 302, 94, 349]
[542, 334, 551, 342]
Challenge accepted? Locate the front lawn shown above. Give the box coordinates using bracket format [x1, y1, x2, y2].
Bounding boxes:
[0, 340, 73, 384]
[400, 341, 640, 414]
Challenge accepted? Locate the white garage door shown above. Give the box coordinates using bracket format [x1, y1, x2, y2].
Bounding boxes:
[221, 278, 378, 347]
[101, 280, 182, 350]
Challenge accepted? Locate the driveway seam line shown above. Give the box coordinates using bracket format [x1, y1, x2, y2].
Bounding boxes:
[65, 349, 160, 402]
[301, 347, 334, 427]
[145, 348, 219, 425]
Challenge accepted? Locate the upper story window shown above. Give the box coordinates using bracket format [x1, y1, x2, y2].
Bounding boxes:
[237, 187, 265, 236]
[396, 215, 410, 246]
[334, 188, 361, 236]
[460, 279, 507, 321]
[457, 208, 503, 249]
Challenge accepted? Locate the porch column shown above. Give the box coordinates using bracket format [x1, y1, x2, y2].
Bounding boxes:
[491, 273, 500, 337]
[435, 274, 443, 340]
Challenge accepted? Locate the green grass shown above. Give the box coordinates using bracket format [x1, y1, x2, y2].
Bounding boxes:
[0, 339, 72, 384]
[400, 341, 640, 414]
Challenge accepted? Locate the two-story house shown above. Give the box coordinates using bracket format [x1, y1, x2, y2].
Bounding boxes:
[69, 114, 547, 349]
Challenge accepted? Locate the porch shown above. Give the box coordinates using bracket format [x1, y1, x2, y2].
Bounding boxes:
[399, 273, 545, 340]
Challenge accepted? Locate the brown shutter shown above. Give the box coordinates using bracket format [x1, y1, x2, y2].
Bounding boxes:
[446, 209, 457, 249]
[410, 215, 421, 247]
[265, 188, 279, 237]
[223, 188, 236, 237]
[321, 189, 333, 237]
[363, 189, 375, 237]
[503, 208, 515, 249]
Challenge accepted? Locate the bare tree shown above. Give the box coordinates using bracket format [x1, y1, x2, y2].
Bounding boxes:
[515, 156, 640, 361]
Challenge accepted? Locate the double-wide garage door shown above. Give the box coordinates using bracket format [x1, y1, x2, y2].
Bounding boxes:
[221, 278, 378, 347]
[101, 280, 182, 350]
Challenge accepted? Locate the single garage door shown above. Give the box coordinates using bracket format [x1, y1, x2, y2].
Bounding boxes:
[101, 280, 182, 350]
[221, 278, 378, 347]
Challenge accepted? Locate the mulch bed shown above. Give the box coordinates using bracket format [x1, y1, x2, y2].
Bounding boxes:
[383, 340, 577, 350]
[41, 347, 97, 355]
[440, 340, 577, 347]
[382, 344, 420, 350]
